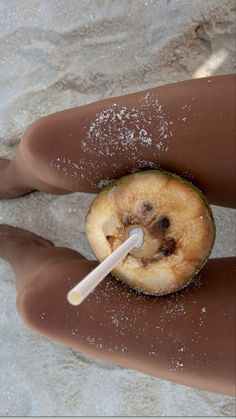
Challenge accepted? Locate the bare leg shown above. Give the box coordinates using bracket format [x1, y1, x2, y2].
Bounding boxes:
[0, 225, 235, 396]
[0, 75, 235, 206]
[0, 152, 70, 199]
[0, 225, 82, 290]
[0, 157, 34, 198]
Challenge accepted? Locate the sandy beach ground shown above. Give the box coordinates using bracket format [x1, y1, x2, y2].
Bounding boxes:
[0, 0, 235, 416]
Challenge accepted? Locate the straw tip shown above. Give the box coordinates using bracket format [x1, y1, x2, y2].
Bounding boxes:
[67, 290, 82, 306]
[129, 227, 144, 248]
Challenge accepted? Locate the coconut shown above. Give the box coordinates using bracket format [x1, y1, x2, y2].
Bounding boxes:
[86, 170, 215, 296]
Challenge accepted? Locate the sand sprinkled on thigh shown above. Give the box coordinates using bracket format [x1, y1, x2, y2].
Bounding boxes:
[83, 91, 173, 159]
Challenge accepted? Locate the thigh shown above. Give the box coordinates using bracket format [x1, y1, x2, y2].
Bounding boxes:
[16, 256, 236, 396]
[20, 75, 236, 206]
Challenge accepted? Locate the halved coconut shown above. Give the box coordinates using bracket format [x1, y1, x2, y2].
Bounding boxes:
[86, 170, 215, 296]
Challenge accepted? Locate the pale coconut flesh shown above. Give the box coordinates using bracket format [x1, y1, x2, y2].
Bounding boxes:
[86, 170, 215, 296]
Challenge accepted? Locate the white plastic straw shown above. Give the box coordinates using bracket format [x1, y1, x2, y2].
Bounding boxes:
[67, 227, 144, 306]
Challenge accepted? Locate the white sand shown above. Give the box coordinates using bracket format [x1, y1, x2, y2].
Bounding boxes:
[0, 0, 235, 415]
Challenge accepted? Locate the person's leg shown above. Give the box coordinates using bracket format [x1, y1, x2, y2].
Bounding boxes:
[0, 225, 235, 396]
[0, 152, 70, 199]
[0, 74, 235, 206]
[0, 225, 83, 291]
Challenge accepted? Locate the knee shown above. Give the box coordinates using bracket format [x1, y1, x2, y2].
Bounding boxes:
[19, 116, 72, 192]
[15, 270, 61, 338]
[20, 116, 51, 165]
[16, 281, 49, 336]
[15, 262, 83, 339]
[15, 260, 97, 342]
